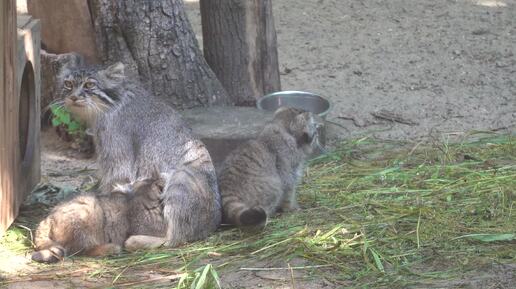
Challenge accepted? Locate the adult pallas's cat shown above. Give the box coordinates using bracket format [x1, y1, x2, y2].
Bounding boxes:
[58, 62, 221, 247]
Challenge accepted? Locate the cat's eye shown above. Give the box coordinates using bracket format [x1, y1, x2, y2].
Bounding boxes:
[84, 82, 96, 89]
[63, 80, 73, 90]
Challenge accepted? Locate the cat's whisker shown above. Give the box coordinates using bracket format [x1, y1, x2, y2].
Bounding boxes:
[44, 100, 65, 113]
[93, 103, 106, 114]
[96, 102, 110, 111]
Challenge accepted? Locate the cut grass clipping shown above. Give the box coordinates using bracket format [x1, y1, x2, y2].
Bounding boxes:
[1, 132, 514, 288]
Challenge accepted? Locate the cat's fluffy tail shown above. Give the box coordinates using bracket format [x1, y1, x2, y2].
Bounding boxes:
[225, 201, 267, 229]
[239, 207, 267, 228]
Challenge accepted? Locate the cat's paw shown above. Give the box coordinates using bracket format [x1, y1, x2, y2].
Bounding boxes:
[85, 243, 122, 257]
[124, 235, 166, 252]
[31, 246, 65, 263]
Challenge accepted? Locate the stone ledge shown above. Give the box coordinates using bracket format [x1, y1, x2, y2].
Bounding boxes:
[180, 106, 274, 169]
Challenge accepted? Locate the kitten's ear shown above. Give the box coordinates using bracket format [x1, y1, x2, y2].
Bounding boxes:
[274, 106, 291, 116]
[157, 172, 173, 191]
[273, 107, 305, 126]
[105, 62, 125, 79]
[150, 169, 161, 180]
[292, 113, 314, 145]
[111, 182, 133, 194]
[99, 62, 125, 88]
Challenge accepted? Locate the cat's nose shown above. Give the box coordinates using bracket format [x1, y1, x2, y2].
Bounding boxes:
[69, 95, 78, 101]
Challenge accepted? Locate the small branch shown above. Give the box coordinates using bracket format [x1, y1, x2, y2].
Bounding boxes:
[337, 115, 372, 127]
[240, 265, 332, 271]
[371, 109, 419, 126]
[112, 273, 186, 287]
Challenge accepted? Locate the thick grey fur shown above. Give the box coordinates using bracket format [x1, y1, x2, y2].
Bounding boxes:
[60, 62, 221, 246]
[218, 107, 321, 229]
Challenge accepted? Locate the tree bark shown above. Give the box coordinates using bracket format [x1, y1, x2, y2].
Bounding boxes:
[89, 0, 231, 109]
[200, 0, 281, 106]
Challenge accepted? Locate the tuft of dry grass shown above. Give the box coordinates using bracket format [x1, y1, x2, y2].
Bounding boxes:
[1, 132, 515, 288]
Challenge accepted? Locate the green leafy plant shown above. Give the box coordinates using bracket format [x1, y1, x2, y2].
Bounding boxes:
[50, 104, 84, 136]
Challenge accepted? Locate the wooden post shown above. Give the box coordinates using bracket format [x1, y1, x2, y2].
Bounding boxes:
[200, 0, 281, 106]
[0, 0, 18, 235]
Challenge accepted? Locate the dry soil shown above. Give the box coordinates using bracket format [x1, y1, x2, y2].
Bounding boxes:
[187, 0, 515, 142]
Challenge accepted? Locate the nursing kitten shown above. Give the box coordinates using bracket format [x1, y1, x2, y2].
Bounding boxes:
[218, 107, 322, 229]
[59, 62, 221, 247]
[123, 172, 169, 252]
[31, 176, 165, 263]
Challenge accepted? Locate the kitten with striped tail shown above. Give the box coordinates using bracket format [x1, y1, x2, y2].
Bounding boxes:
[218, 107, 323, 230]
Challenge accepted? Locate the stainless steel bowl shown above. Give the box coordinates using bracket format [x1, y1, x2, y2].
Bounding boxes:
[257, 91, 331, 119]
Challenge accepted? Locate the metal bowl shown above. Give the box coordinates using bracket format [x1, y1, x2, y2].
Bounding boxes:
[257, 91, 331, 119]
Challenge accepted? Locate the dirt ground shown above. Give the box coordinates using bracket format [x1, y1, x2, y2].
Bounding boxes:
[187, 0, 515, 141]
[3, 0, 515, 288]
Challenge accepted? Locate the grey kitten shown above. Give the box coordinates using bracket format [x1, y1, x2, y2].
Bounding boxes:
[218, 107, 322, 229]
[59, 62, 221, 247]
[31, 176, 165, 263]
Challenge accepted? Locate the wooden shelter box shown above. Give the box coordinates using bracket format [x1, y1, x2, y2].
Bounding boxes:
[0, 7, 41, 235]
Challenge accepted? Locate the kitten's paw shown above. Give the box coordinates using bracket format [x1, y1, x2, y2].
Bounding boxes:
[125, 235, 167, 252]
[31, 246, 65, 263]
[85, 243, 122, 257]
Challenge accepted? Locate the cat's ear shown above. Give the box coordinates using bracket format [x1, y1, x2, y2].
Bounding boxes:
[57, 65, 72, 87]
[157, 172, 174, 192]
[111, 182, 133, 194]
[57, 52, 83, 72]
[274, 106, 290, 116]
[99, 62, 125, 88]
[56, 53, 83, 85]
[292, 113, 313, 144]
[273, 107, 306, 126]
[105, 62, 125, 79]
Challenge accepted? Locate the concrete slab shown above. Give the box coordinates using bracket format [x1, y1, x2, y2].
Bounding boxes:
[181, 106, 331, 169]
[180, 106, 274, 169]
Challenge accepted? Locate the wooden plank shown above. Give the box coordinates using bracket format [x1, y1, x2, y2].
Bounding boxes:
[0, 0, 18, 235]
[16, 16, 41, 224]
[16, 14, 31, 28]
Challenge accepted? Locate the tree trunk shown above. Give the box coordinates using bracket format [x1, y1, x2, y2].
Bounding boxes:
[88, 0, 231, 109]
[200, 0, 281, 106]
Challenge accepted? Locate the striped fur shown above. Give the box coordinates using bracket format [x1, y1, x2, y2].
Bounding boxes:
[218, 107, 321, 229]
[32, 177, 166, 263]
[59, 62, 124, 127]
[58, 62, 221, 248]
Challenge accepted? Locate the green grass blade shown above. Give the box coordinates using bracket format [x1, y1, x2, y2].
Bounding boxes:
[453, 233, 515, 242]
